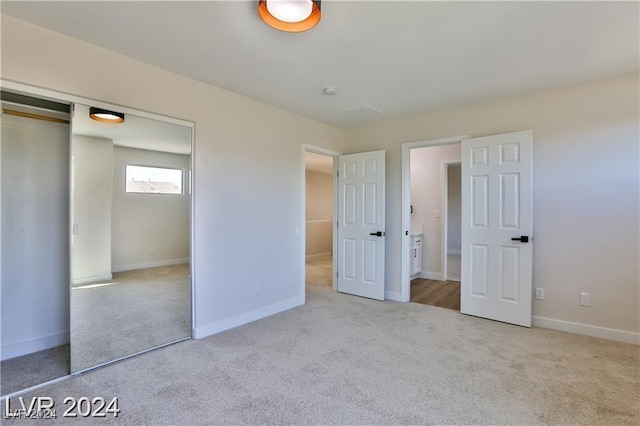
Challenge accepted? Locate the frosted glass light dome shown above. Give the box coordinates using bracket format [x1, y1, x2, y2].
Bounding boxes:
[266, 0, 313, 23]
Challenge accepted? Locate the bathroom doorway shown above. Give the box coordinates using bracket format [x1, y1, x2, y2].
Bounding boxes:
[407, 143, 461, 310]
[304, 149, 337, 293]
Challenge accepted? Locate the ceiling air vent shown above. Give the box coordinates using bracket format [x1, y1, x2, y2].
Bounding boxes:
[340, 105, 384, 121]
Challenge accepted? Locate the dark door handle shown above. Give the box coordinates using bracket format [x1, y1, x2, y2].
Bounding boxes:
[511, 236, 529, 243]
[370, 231, 383, 237]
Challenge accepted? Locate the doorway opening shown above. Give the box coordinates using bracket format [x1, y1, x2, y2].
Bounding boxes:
[400, 135, 468, 306]
[303, 148, 337, 295]
[303, 147, 386, 301]
[407, 143, 461, 310]
[402, 131, 533, 327]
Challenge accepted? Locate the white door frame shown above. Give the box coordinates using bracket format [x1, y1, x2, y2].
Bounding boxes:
[441, 159, 461, 282]
[1, 78, 197, 335]
[301, 144, 341, 301]
[400, 135, 469, 302]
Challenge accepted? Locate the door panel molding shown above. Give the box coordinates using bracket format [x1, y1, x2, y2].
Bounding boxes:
[337, 150, 386, 300]
[461, 130, 533, 327]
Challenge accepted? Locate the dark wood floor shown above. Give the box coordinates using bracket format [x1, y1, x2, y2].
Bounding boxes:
[410, 279, 460, 311]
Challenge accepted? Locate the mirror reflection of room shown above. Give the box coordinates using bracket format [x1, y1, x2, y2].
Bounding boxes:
[70, 104, 192, 373]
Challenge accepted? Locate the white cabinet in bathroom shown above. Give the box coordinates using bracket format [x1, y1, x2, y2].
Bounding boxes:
[411, 234, 423, 277]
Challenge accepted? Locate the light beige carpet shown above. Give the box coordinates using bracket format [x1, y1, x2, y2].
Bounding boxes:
[0, 345, 69, 396]
[305, 255, 333, 290]
[3, 278, 638, 424]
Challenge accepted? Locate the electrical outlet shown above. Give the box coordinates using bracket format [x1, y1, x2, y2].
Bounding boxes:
[149, 247, 155, 255]
[580, 292, 591, 307]
[435, 210, 441, 218]
[535, 287, 544, 300]
[252, 282, 261, 296]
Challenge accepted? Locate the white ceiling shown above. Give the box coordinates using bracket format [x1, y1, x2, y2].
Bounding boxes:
[3, 1, 638, 128]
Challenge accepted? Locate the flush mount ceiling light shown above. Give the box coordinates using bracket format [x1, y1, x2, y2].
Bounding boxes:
[89, 107, 125, 123]
[258, 0, 321, 33]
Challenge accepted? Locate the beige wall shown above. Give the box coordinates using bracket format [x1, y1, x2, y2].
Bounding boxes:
[1, 15, 343, 338]
[410, 144, 461, 276]
[306, 171, 333, 220]
[345, 73, 640, 335]
[305, 170, 333, 257]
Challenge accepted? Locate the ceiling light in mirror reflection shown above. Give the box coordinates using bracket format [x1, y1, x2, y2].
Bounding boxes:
[74, 104, 191, 154]
[89, 107, 124, 123]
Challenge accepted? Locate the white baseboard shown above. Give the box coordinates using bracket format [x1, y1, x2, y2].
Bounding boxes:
[112, 257, 189, 273]
[305, 252, 331, 261]
[384, 291, 403, 302]
[1, 331, 69, 361]
[72, 273, 112, 286]
[418, 271, 443, 280]
[532, 316, 640, 345]
[447, 250, 461, 255]
[193, 296, 304, 339]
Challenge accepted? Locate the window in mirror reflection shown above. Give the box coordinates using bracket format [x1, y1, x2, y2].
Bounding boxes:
[125, 165, 183, 194]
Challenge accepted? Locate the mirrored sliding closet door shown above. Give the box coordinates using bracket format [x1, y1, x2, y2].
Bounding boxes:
[70, 103, 192, 373]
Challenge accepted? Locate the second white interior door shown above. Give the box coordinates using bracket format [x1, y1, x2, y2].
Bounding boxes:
[460, 130, 533, 327]
[337, 150, 385, 300]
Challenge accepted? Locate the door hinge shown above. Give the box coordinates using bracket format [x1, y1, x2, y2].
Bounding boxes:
[337, 221, 339, 228]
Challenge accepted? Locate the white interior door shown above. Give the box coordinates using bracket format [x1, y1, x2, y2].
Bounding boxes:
[337, 150, 385, 300]
[461, 130, 533, 326]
